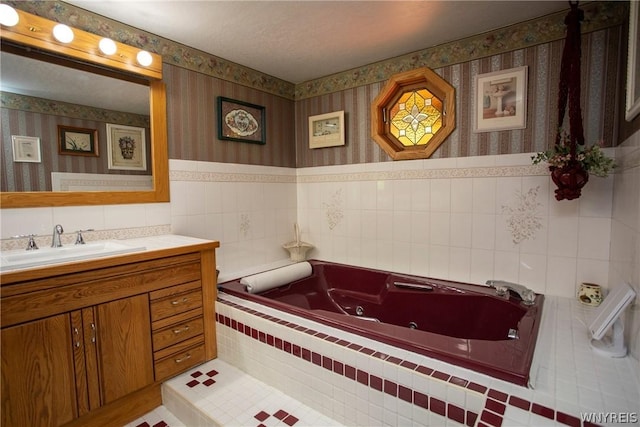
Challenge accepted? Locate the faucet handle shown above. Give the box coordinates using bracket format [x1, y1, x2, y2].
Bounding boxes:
[12, 234, 39, 250]
[75, 229, 94, 245]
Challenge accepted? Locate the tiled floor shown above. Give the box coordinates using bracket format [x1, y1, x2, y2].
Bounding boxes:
[125, 359, 343, 427]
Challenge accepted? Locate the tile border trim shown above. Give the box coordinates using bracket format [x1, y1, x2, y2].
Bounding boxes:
[216, 296, 594, 427]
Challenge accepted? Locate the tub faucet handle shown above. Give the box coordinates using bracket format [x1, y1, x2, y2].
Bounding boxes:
[486, 280, 536, 305]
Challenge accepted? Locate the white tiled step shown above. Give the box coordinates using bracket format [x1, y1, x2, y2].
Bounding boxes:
[125, 359, 344, 427]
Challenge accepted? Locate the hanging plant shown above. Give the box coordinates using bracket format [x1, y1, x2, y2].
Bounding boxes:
[531, 1, 615, 201]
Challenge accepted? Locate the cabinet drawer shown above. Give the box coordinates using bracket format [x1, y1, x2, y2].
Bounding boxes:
[154, 342, 205, 382]
[150, 290, 202, 322]
[152, 316, 204, 351]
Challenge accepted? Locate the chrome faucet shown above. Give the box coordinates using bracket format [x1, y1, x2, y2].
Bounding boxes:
[486, 280, 536, 305]
[51, 224, 64, 248]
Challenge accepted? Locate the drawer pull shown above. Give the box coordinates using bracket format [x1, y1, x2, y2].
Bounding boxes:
[175, 353, 191, 363]
[173, 325, 190, 334]
[171, 297, 189, 306]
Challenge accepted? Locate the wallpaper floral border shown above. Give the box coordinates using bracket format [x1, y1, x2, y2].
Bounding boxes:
[7, 1, 626, 101]
[1, 92, 150, 128]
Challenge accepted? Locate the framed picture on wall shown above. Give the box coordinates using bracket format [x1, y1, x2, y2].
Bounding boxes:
[309, 110, 345, 149]
[106, 123, 147, 171]
[58, 125, 98, 156]
[473, 66, 528, 132]
[217, 97, 266, 144]
[11, 135, 41, 163]
[626, 0, 640, 121]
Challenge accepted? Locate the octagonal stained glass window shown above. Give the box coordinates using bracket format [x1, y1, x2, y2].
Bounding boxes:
[371, 67, 455, 160]
[390, 89, 444, 147]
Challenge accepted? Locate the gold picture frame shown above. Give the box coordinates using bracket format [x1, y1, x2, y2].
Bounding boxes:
[309, 110, 345, 149]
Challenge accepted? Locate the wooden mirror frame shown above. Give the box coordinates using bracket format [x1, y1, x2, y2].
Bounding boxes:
[0, 7, 169, 208]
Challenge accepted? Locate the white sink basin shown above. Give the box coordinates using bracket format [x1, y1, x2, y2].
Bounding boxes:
[0, 241, 146, 272]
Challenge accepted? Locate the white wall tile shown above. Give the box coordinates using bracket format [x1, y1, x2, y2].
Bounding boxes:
[430, 179, 451, 212]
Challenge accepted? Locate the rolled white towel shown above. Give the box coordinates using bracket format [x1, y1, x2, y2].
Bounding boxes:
[240, 261, 312, 294]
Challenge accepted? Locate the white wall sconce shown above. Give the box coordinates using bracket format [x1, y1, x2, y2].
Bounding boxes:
[0, 4, 20, 27]
[52, 23, 74, 43]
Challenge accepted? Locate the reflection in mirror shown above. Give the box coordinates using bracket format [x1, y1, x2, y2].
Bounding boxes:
[0, 5, 168, 208]
[1, 48, 152, 192]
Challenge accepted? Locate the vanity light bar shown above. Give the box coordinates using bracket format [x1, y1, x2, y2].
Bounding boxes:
[0, 6, 162, 80]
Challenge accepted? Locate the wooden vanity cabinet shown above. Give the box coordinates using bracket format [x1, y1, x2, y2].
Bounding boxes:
[0, 241, 219, 427]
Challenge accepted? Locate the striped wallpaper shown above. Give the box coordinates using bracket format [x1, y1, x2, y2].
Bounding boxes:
[294, 28, 623, 168]
[164, 64, 296, 168]
[1, 106, 151, 192]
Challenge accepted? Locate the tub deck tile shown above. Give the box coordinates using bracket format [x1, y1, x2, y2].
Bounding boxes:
[128, 359, 344, 427]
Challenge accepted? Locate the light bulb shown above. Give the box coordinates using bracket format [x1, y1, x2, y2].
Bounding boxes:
[0, 4, 19, 27]
[99, 38, 117, 55]
[53, 24, 74, 43]
[136, 50, 153, 66]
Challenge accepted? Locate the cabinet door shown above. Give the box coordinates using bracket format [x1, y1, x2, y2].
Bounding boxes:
[94, 294, 154, 404]
[1, 314, 77, 427]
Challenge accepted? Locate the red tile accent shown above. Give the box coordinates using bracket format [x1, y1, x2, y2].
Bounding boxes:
[301, 348, 311, 361]
[186, 379, 199, 388]
[416, 365, 433, 376]
[359, 347, 375, 355]
[135, 423, 150, 427]
[251, 329, 258, 339]
[448, 404, 465, 424]
[206, 370, 218, 377]
[485, 398, 506, 415]
[336, 339, 350, 346]
[191, 371, 203, 378]
[345, 365, 356, 380]
[387, 356, 403, 365]
[231, 319, 237, 330]
[414, 391, 429, 409]
[311, 352, 322, 366]
[322, 356, 333, 370]
[326, 336, 339, 343]
[480, 409, 503, 427]
[467, 382, 488, 394]
[430, 397, 446, 416]
[383, 380, 398, 396]
[556, 411, 581, 427]
[283, 341, 292, 353]
[466, 411, 478, 427]
[372, 351, 388, 360]
[449, 376, 469, 388]
[432, 370, 450, 382]
[347, 343, 363, 351]
[400, 360, 418, 370]
[370, 375, 383, 391]
[153, 422, 168, 427]
[531, 403, 555, 420]
[316, 332, 328, 339]
[237, 322, 245, 333]
[398, 385, 412, 403]
[356, 369, 368, 385]
[333, 361, 344, 375]
[283, 415, 299, 426]
[266, 334, 274, 346]
[244, 326, 252, 336]
[487, 389, 508, 402]
[274, 337, 283, 349]
[202, 378, 215, 386]
[292, 344, 302, 357]
[274, 410, 288, 420]
[254, 411, 270, 421]
[508, 395, 530, 411]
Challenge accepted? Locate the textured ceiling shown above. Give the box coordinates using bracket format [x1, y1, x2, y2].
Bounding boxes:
[65, 0, 569, 84]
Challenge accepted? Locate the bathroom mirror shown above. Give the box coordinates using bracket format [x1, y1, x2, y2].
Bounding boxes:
[0, 7, 169, 208]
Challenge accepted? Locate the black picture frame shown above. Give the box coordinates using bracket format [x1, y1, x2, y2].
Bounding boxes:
[217, 96, 266, 145]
